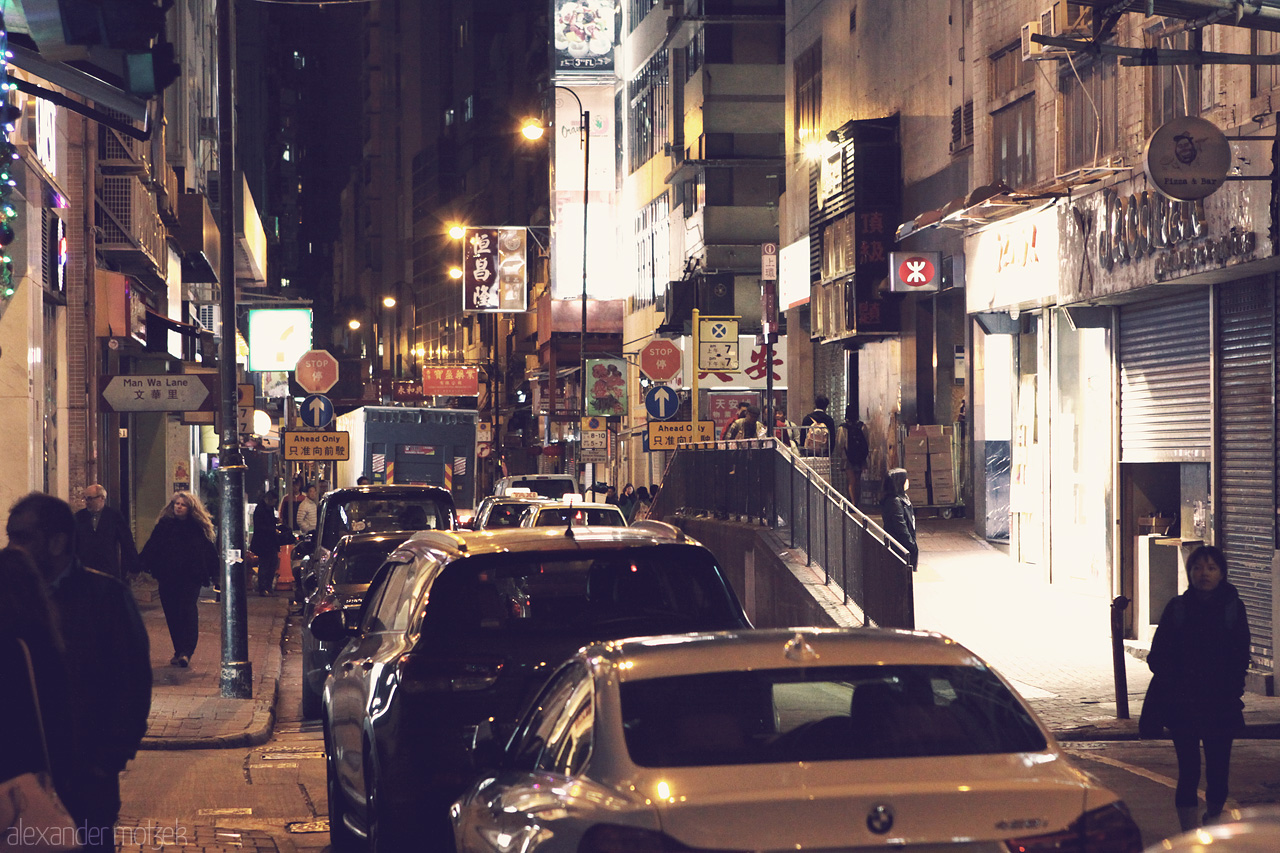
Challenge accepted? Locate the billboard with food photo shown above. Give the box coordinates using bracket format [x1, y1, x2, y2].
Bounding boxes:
[553, 0, 618, 73]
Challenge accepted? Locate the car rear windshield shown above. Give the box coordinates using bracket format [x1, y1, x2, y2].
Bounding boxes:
[484, 503, 534, 528]
[324, 497, 449, 549]
[510, 478, 575, 499]
[620, 664, 1047, 766]
[420, 545, 745, 637]
[532, 507, 624, 527]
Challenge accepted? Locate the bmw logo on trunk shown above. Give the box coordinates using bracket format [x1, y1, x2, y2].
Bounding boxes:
[867, 803, 894, 834]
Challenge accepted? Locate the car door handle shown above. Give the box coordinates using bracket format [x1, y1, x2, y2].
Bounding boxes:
[361, 660, 374, 671]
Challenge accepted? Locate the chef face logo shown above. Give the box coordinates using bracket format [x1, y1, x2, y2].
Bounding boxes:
[867, 803, 894, 834]
[897, 256, 936, 287]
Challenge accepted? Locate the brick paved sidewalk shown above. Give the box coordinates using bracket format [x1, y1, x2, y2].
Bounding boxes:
[135, 577, 290, 749]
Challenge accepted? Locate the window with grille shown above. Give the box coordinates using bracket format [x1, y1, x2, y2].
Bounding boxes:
[1149, 28, 1202, 128]
[1252, 29, 1280, 97]
[820, 215, 853, 281]
[628, 50, 670, 173]
[991, 97, 1035, 188]
[1059, 55, 1118, 172]
[629, 0, 660, 33]
[990, 43, 1032, 101]
[634, 192, 670, 307]
[794, 39, 822, 154]
[950, 100, 974, 153]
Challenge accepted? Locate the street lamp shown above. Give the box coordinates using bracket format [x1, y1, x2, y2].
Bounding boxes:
[523, 86, 590, 464]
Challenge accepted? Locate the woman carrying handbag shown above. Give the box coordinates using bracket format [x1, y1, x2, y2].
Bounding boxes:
[0, 547, 80, 852]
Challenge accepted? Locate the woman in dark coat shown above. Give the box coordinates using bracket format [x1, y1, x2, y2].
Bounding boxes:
[251, 490, 280, 596]
[1146, 544, 1250, 830]
[140, 491, 218, 667]
[879, 468, 918, 570]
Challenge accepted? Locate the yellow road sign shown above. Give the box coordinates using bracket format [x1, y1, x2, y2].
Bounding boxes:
[647, 420, 714, 450]
[282, 430, 350, 461]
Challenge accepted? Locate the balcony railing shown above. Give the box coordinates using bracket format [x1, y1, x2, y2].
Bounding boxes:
[649, 438, 914, 629]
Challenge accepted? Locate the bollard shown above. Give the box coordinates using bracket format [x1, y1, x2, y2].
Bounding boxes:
[1111, 595, 1131, 719]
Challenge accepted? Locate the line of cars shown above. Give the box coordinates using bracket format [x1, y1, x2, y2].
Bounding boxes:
[298, 481, 1147, 853]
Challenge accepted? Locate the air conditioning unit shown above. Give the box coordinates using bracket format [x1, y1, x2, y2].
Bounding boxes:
[1042, 1, 1091, 37]
[1021, 20, 1043, 61]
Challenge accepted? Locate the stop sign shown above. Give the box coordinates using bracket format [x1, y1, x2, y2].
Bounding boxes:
[640, 339, 682, 382]
[295, 349, 339, 394]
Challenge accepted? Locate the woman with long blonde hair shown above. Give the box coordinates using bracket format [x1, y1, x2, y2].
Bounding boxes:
[139, 491, 218, 667]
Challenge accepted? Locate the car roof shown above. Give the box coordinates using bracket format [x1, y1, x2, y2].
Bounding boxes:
[582, 628, 989, 682]
[531, 501, 624, 513]
[322, 484, 454, 502]
[332, 531, 417, 552]
[394, 522, 700, 562]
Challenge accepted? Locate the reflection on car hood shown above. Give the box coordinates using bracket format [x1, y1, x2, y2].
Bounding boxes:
[641, 753, 1102, 849]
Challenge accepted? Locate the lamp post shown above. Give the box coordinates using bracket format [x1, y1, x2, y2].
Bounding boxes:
[523, 87, 589, 474]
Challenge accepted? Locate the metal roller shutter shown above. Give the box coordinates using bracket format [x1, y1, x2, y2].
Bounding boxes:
[1118, 293, 1211, 462]
[1218, 278, 1274, 668]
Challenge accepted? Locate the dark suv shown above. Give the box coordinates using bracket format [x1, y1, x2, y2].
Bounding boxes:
[295, 484, 456, 595]
[313, 521, 750, 852]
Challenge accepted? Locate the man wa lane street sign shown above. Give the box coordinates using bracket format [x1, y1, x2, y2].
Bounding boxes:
[282, 430, 350, 461]
[100, 374, 218, 412]
[295, 349, 339, 394]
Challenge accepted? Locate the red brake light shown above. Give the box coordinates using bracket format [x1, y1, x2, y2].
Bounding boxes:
[1006, 802, 1142, 853]
[313, 594, 339, 616]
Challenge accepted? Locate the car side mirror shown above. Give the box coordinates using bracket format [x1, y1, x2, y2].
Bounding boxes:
[303, 574, 320, 596]
[309, 607, 357, 642]
[293, 535, 315, 558]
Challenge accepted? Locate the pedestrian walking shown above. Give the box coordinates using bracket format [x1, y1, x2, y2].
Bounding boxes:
[835, 407, 870, 506]
[618, 484, 638, 521]
[251, 490, 280, 596]
[604, 486, 619, 505]
[725, 405, 767, 439]
[296, 483, 318, 535]
[800, 395, 836, 455]
[279, 475, 306, 531]
[6, 492, 151, 853]
[775, 409, 795, 447]
[879, 468, 918, 571]
[140, 491, 218, 668]
[721, 401, 750, 439]
[73, 483, 139, 581]
[632, 486, 652, 521]
[1144, 544, 1250, 831]
[0, 547, 79, 844]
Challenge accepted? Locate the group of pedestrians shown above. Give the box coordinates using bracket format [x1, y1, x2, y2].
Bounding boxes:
[605, 482, 654, 522]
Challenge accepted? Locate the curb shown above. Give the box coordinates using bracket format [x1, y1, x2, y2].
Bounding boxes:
[138, 598, 289, 751]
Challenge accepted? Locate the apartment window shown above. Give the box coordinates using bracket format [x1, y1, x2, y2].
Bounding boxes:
[463, 96, 474, 122]
[794, 39, 822, 153]
[686, 29, 704, 81]
[1060, 55, 1118, 172]
[1252, 29, 1280, 97]
[634, 192, 670, 306]
[820, 215, 853, 281]
[444, 108, 455, 127]
[991, 97, 1035, 189]
[629, 0, 660, 33]
[1149, 29, 1202, 127]
[990, 43, 1032, 101]
[628, 50, 670, 173]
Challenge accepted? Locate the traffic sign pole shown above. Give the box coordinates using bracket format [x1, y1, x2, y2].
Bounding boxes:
[691, 308, 700, 428]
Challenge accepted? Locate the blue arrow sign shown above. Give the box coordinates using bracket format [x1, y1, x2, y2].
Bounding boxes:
[300, 394, 334, 429]
[644, 384, 679, 421]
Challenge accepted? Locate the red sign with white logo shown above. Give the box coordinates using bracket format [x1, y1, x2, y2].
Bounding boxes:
[295, 349, 339, 394]
[889, 251, 942, 293]
[639, 339, 682, 383]
[422, 366, 480, 396]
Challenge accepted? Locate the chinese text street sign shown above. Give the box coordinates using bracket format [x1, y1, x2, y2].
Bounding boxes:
[282, 430, 350, 461]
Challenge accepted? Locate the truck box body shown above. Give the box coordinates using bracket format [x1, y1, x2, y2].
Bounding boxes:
[334, 406, 477, 510]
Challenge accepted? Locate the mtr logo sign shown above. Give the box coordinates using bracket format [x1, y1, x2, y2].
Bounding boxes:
[889, 251, 942, 293]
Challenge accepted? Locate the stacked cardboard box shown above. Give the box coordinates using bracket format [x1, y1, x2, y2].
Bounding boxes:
[904, 429, 930, 505]
[926, 425, 956, 505]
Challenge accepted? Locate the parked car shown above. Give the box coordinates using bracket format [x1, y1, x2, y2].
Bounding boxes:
[492, 474, 578, 499]
[521, 501, 627, 528]
[294, 484, 455, 600]
[1143, 808, 1280, 852]
[313, 523, 750, 852]
[299, 532, 408, 718]
[452, 627, 1145, 853]
[465, 494, 548, 530]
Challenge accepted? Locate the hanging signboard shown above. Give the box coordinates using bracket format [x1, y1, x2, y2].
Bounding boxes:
[1143, 116, 1230, 202]
[584, 357, 626, 417]
[422, 366, 480, 396]
[552, 0, 618, 73]
[463, 227, 528, 312]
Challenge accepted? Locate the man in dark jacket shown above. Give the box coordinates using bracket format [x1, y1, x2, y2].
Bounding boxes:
[74, 483, 139, 580]
[7, 492, 152, 853]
